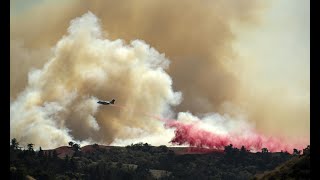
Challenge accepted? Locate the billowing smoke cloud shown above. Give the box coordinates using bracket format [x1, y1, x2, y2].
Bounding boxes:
[10, 12, 181, 148]
[10, 0, 265, 111]
[11, 0, 309, 149]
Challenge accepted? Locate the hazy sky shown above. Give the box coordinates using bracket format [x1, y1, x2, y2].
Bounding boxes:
[10, 0, 309, 148]
[231, 0, 309, 135]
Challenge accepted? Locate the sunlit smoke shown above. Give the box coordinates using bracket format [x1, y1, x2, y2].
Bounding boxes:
[10, 11, 182, 148]
[10, 1, 309, 151]
[11, 0, 309, 140]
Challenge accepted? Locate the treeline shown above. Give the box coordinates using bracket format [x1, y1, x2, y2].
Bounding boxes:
[10, 139, 310, 180]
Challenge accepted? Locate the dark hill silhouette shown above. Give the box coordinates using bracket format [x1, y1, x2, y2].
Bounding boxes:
[254, 149, 310, 180]
[43, 144, 225, 159]
[10, 139, 310, 180]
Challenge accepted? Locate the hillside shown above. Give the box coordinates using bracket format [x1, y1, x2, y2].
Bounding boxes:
[43, 145, 224, 159]
[10, 141, 310, 180]
[254, 151, 310, 180]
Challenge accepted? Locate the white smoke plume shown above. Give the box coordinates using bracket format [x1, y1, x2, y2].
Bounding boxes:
[10, 10, 309, 151]
[11, 0, 309, 141]
[10, 12, 182, 149]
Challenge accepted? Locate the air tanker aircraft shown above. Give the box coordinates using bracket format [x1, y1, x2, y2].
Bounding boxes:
[97, 99, 115, 105]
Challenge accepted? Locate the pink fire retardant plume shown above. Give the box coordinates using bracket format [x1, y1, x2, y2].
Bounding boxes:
[163, 119, 307, 154]
[109, 105, 308, 154]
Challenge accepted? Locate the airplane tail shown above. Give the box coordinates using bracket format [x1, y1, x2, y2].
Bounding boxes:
[110, 99, 115, 104]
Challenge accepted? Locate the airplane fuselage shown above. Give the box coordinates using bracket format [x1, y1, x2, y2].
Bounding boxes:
[97, 99, 115, 105]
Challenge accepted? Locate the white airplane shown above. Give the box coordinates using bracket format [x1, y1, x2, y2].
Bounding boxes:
[97, 99, 115, 105]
